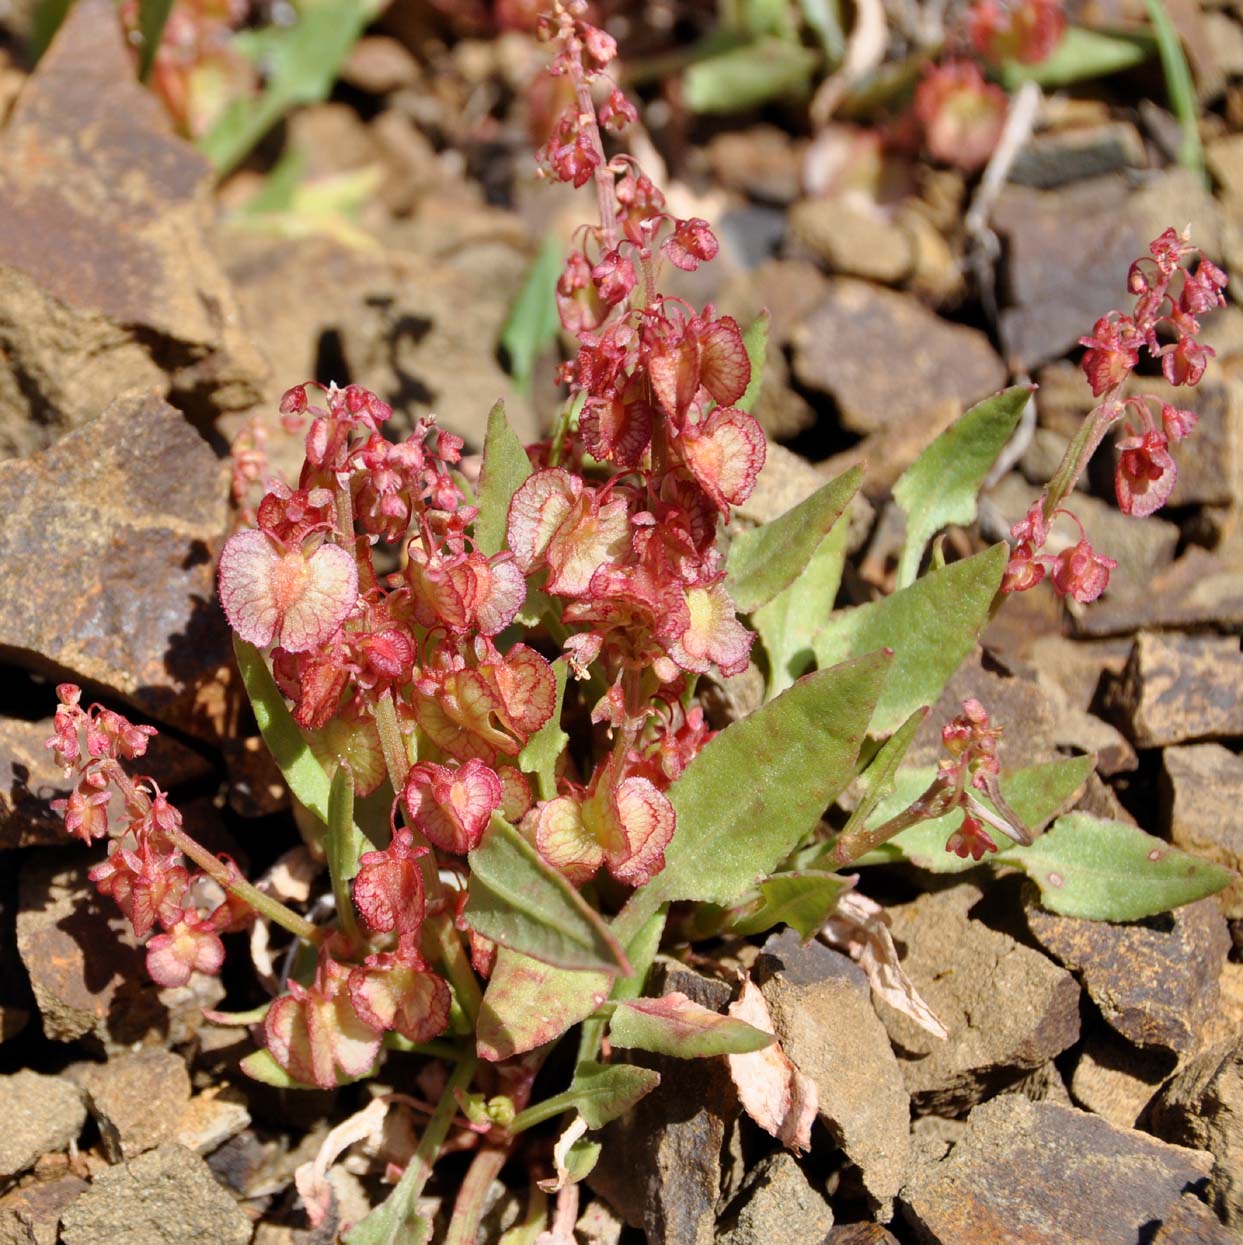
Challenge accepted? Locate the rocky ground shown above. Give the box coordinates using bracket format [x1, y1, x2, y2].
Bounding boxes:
[1, 2, 1242, 1243]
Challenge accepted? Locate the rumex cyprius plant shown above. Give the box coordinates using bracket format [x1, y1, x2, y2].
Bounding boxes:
[49, 2, 1235, 1238]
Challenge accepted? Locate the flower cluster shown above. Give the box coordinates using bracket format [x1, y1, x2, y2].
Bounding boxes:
[1003, 228, 1226, 603]
[46, 685, 245, 988]
[968, 0, 1066, 65]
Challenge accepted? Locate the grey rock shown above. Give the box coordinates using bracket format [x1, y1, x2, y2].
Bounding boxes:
[791, 278, 1006, 435]
[1149, 1037, 1243, 1227]
[876, 884, 1081, 1114]
[0, 1174, 89, 1245]
[755, 929, 911, 1216]
[1009, 122, 1146, 189]
[716, 1151, 834, 1245]
[1151, 1194, 1239, 1245]
[59, 1144, 252, 1245]
[0, 1071, 86, 1181]
[1161, 743, 1243, 917]
[1026, 896, 1230, 1055]
[77, 1049, 192, 1161]
[902, 1096, 1215, 1245]
[706, 126, 806, 206]
[1103, 632, 1243, 748]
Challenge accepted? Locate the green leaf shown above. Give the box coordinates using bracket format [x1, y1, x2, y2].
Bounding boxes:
[518, 658, 569, 803]
[836, 707, 929, 843]
[684, 37, 820, 112]
[136, 0, 175, 81]
[752, 512, 849, 698]
[466, 816, 630, 973]
[198, 0, 382, 178]
[626, 651, 889, 927]
[858, 755, 1094, 873]
[476, 400, 533, 558]
[234, 636, 333, 821]
[730, 870, 854, 938]
[326, 764, 363, 943]
[30, 0, 73, 61]
[240, 1047, 378, 1089]
[608, 994, 774, 1058]
[737, 310, 770, 414]
[1144, 0, 1205, 177]
[500, 234, 564, 392]
[727, 464, 862, 614]
[511, 1061, 662, 1133]
[812, 543, 1007, 736]
[1010, 812, 1234, 920]
[999, 26, 1150, 88]
[893, 387, 1029, 588]
[799, 0, 845, 63]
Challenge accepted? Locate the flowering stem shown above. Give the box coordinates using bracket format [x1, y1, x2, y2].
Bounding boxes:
[444, 1146, 510, 1245]
[1043, 401, 1119, 518]
[828, 777, 955, 868]
[167, 827, 323, 944]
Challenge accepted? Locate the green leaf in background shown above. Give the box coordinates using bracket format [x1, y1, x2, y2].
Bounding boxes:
[475, 400, 534, 558]
[1144, 0, 1205, 177]
[799, 0, 845, 64]
[234, 636, 333, 822]
[752, 512, 849, 698]
[518, 658, 569, 803]
[684, 37, 820, 112]
[1012, 812, 1233, 920]
[727, 464, 862, 614]
[237, 146, 308, 216]
[730, 870, 854, 939]
[199, 0, 383, 178]
[500, 234, 565, 392]
[999, 26, 1150, 89]
[136, 0, 175, 81]
[511, 1061, 662, 1132]
[834, 706, 929, 844]
[466, 816, 630, 973]
[326, 764, 363, 944]
[624, 651, 890, 926]
[30, 0, 73, 61]
[857, 755, 1094, 872]
[812, 543, 1007, 736]
[893, 387, 1030, 588]
[737, 310, 769, 414]
[608, 993, 774, 1058]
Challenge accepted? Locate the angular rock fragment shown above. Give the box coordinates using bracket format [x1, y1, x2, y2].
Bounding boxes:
[1161, 744, 1243, 917]
[1026, 896, 1230, 1056]
[875, 885, 1081, 1114]
[1150, 1194, 1239, 1245]
[59, 1144, 252, 1245]
[1149, 1038, 1243, 1228]
[715, 1151, 834, 1245]
[754, 929, 911, 1216]
[1068, 1029, 1176, 1128]
[791, 279, 1006, 434]
[0, 393, 232, 741]
[0, 1173, 89, 1245]
[1103, 632, 1243, 748]
[0, 0, 264, 460]
[902, 1097, 1214, 1245]
[76, 1049, 192, 1161]
[0, 1071, 86, 1181]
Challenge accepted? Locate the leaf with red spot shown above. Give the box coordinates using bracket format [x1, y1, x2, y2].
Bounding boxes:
[679, 407, 766, 511]
[609, 991, 774, 1058]
[507, 469, 581, 573]
[698, 315, 750, 408]
[219, 529, 358, 653]
[405, 759, 503, 855]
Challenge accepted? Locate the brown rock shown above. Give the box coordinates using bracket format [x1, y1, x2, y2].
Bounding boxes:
[995, 170, 1220, 370]
[825, 1228, 900, 1245]
[175, 1089, 251, 1157]
[1149, 1037, 1243, 1227]
[1150, 1193, 1239, 1245]
[0, 393, 233, 741]
[715, 1151, 834, 1245]
[340, 35, 420, 94]
[589, 965, 739, 1245]
[0, 1071, 86, 1181]
[791, 279, 1007, 435]
[1026, 896, 1230, 1055]
[59, 1144, 252, 1245]
[1160, 744, 1243, 917]
[1008, 121, 1147, 189]
[0, 1173, 89, 1245]
[754, 930, 911, 1216]
[1104, 632, 1243, 748]
[77, 1050, 192, 1161]
[1069, 1029, 1176, 1128]
[902, 1096, 1214, 1245]
[788, 199, 913, 285]
[0, 0, 264, 460]
[16, 850, 223, 1047]
[876, 884, 1082, 1114]
[1142, 376, 1243, 509]
[706, 126, 806, 206]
